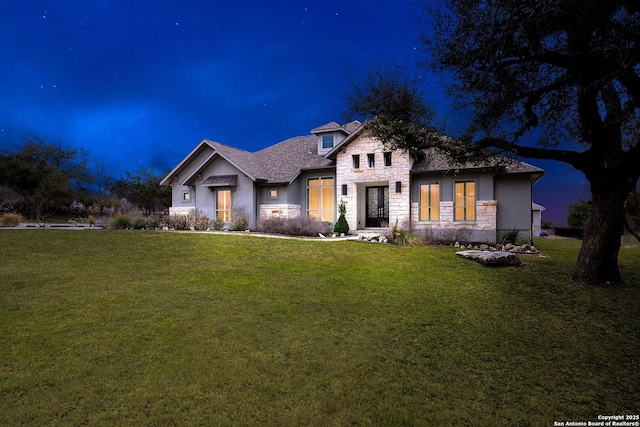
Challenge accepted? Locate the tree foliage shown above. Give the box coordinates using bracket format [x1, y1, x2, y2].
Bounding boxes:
[111, 169, 171, 215]
[346, 0, 640, 285]
[567, 200, 591, 228]
[0, 136, 91, 221]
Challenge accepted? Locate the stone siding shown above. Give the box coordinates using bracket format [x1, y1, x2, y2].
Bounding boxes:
[411, 200, 498, 243]
[169, 207, 195, 216]
[258, 204, 301, 220]
[335, 135, 412, 229]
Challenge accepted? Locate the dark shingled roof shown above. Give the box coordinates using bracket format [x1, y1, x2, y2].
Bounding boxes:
[162, 120, 543, 188]
[411, 148, 545, 175]
[197, 136, 334, 184]
[255, 136, 335, 183]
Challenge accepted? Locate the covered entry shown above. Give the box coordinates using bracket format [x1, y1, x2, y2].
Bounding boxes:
[365, 185, 389, 227]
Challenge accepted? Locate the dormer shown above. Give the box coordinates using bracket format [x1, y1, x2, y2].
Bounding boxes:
[312, 121, 361, 155]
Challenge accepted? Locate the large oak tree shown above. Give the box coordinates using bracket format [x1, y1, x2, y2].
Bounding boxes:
[346, 0, 640, 285]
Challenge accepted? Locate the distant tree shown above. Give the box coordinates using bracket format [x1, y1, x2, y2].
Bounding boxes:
[567, 201, 591, 228]
[346, 0, 640, 285]
[111, 169, 171, 215]
[92, 156, 115, 196]
[0, 136, 91, 222]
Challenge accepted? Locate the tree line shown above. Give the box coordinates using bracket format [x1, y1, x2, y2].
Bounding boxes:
[0, 136, 171, 223]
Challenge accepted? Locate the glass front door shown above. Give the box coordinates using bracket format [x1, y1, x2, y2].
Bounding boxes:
[366, 186, 389, 227]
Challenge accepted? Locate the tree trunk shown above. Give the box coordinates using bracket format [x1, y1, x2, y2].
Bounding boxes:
[571, 174, 630, 285]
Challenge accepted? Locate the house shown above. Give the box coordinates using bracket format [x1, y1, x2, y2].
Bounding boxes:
[532, 202, 546, 237]
[160, 121, 545, 243]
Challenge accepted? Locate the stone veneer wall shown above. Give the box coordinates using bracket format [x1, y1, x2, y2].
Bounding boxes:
[258, 204, 301, 220]
[169, 207, 195, 216]
[335, 136, 412, 230]
[410, 200, 498, 242]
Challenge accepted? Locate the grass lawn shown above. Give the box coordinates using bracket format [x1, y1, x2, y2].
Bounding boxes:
[1, 230, 639, 426]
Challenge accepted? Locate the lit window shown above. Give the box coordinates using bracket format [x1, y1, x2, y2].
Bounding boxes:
[419, 183, 440, 221]
[367, 153, 375, 168]
[322, 135, 334, 149]
[384, 152, 392, 167]
[182, 191, 191, 202]
[307, 177, 334, 222]
[268, 188, 278, 200]
[216, 189, 231, 221]
[352, 154, 360, 169]
[454, 181, 476, 221]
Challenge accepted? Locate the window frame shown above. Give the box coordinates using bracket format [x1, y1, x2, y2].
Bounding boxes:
[321, 135, 334, 149]
[267, 188, 279, 200]
[307, 177, 335, 222]
[215, 188, 232, 222]
[182, 191, 191, 202]
[419, 182, 440, 221]
[367, 153, 375, 168]
[352, 154, 360, 169]
[384, 151, 392, 167]
[454, 180, 476, 221]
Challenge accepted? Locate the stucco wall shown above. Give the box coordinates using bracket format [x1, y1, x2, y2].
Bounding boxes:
[170, 156, 257, 228]
[494, 174, 533, 241]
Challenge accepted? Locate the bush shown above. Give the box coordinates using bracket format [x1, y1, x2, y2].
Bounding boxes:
[194, 215, 210, 231]
[132, 215, 161, 230]
[166, 214, 191, 230]
[109, 215, 133, 230]
[211, 216, 225, 230]
[257, 216, 332, 237]
[0, 213, 23, 227]
[391, 221, 423, 247]
[499, 228, 520, 245]
[229, 205, 249, 231]
[333, 200, 349, 235]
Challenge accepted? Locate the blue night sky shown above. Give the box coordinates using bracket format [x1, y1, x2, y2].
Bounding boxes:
[0, 1, 588, 224]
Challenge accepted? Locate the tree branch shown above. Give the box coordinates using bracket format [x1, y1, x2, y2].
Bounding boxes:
[477, 137, 586, 167]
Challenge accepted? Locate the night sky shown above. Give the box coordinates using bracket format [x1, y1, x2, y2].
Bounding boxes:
[0, 1, 588, 224]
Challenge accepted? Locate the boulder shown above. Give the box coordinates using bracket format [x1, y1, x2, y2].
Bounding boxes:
[456, 250, 522, 266]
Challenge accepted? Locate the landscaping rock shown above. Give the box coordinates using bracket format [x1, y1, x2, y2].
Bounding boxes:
[456, 250, 522, 266]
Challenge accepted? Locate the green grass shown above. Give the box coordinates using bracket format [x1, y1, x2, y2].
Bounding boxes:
[1, 230, 638, 426]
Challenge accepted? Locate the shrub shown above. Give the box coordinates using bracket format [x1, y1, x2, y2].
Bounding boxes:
[257, 216, 331, 237]
[211, 216, 225, 230]
[166, 214, 191, 230]
[334, 200, 349, 235]
[0, 213, 23, 227]
[229, 205, 249, 231]
[109, 215, 133, 230]
[131, 215, 160, 230]
[194, 215, 210, 231]
[391, 221, 423, 247]
[499, 228, 520, 245]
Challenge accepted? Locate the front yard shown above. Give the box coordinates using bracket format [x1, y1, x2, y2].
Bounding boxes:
[0, 230, 638, 425]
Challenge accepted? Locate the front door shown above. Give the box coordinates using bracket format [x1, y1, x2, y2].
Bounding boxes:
[366, 186, 389, 227]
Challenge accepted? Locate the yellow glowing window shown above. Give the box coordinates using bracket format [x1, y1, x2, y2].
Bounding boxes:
[454, 181, 475, 221]
[216, 189, 231, 221]
[307, 177, 334, 222]
[419, 183, 440, 221]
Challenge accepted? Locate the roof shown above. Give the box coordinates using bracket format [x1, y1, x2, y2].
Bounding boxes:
[311, 120, 362, 135]
[162, 120, 545, 187]
[411, 148, 545, 176]
[255, 136, 334, 183]
[162, 133, 337, 186]
[201, 174, 237, 187]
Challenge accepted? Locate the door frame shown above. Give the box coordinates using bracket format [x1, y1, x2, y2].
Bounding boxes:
[365, 185, 389, 227]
